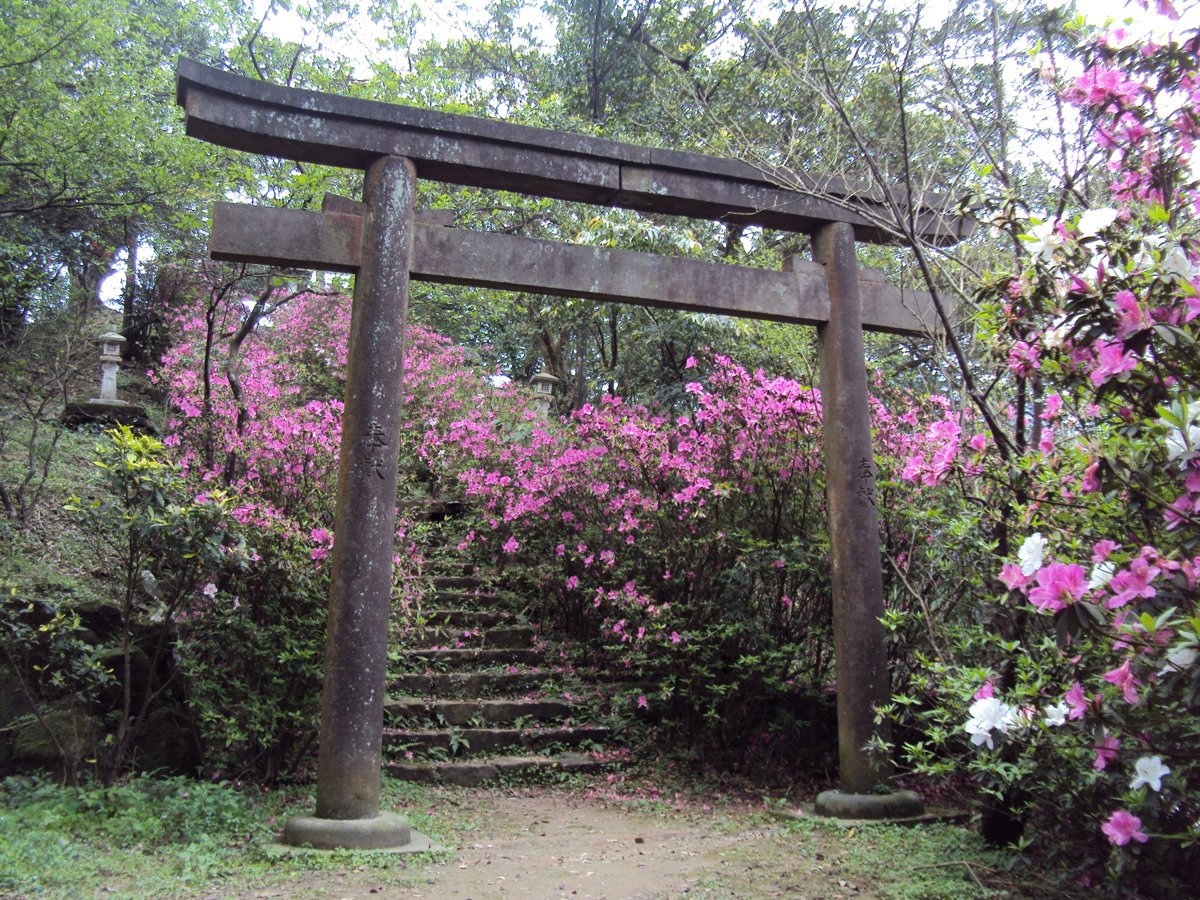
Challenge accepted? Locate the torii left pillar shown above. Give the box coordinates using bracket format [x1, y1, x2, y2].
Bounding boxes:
[811, 222, 923, 820]
[284, 155, 420, 850]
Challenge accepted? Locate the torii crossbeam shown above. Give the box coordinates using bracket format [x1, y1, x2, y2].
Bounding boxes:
[176, 59, 967, 847]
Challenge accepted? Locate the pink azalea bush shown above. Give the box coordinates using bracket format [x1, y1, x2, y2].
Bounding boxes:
[893, 11, 1200, 888]
[153, 288, 349, 533]
[392, 330, 971, 761]
[145, 283, 360, 779]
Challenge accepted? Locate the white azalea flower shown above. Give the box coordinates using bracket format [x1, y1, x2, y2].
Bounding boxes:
[1077, 207, 1118, 237]
[1044, 702, 1069, 727]
[1130, 756, 1170, 792]
[1009, 706, 1035, 733]
[1162, 244, 1199, 281]
[1166, 425, 1200, 463]
[1087, 562, 1115, 592]
[1042, 318, 1074, 350]
[964, 697, 1019, 750]
[1163, 645, 1198, 672]
[1018, 533, 1047, 576]
[1023, 219, 1064, 261]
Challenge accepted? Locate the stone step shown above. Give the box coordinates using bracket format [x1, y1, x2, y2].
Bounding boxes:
[418, 500, 470, 522]
[399, 647, 542, 667]
[386, 697, 575, 726]
[389, 671, 556, 697]
[396, 626, 535, 650]
[432, 588, 501, 603]
[386, 752, 604, 786]
[384, 724, 611, 756]
[431, 575, 485, 591]
[412, 609, 517, 628]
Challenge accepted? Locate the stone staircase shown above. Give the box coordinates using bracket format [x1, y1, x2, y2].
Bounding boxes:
[384, 572, 613, 786]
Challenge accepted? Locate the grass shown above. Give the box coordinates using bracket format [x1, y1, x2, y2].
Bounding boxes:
[0, 766, 1083, 898]
[0, 775, 460, 898]
[793, 818, 1020, 899]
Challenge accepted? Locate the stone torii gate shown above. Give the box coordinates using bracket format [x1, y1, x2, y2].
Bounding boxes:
[176, 59, 969, 848]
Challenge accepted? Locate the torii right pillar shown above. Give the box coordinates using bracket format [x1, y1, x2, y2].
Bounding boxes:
[812, 222, 924, 819]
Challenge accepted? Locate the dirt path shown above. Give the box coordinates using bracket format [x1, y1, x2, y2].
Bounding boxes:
[405, 792, 786, 899]
[245, 787, 890, 900]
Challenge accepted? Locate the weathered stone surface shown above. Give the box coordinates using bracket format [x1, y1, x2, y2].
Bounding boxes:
[210, 205, 947, 337]
[211, 203, 363, 273]
[385, 753, 604, 786]
[283, 811, 413, 851]
[813, 790, 925, 821]
[180, 53, 973, 821]
[13, 707, 99, 764]
[389, 672, 550, 697]
[311, 156, 417, 823]
[430, 575, 485, 590]
[62, 400, 155, 432]
[437, 762, 499, 787]
[814, 223, 894, 794]
[398, 625, 534, 649]
[176, 59, 970, 245]
[430, 590, 500, 605]
[415, 609, 514, 627]
[400, 647, 542, 667]
[386, 698, 573, 726]
[383, 725, 611, 755]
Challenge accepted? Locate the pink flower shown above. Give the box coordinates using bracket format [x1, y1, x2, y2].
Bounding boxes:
[1007, 341, 1041, 376]
[1073, 66, 1143, 108]
[1103, 660, 1141, 705]
[1101, 810, 1148, 846]
[1114, 290, 1151, 340]
[974, 679, 995, 700]
[636, 695, 649, 709]
[1106, 557, 1159, 609]
[669, 631, 682, 644]
[502, 536, 520, 554]
[1040, 394, 1063, 420]
[1089, 339, 1139, 386]
[566, 575, 579, 590]
[1092, 540, 1119, 563]
[1094, 733, 1121, 771]
[999, 563, 1032, 592]
[1151, 0, 1179, 20]
[1028, 562, 1088, 612]
[1064, 682, 1089, 721]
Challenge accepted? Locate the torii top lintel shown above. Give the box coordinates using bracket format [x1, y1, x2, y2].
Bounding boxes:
[175, 59, 970, 247]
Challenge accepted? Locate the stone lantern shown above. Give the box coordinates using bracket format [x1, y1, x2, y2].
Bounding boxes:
[530, 368, 559, 418]
[96, 331, 126, 402]
[62, 330, 153, 431]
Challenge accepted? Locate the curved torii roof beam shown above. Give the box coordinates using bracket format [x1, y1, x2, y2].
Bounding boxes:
[176, 58, 970, 247]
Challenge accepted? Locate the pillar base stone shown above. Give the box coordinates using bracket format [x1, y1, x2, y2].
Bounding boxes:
[283, 811, 416, 851]
[814, 789, 925, 821]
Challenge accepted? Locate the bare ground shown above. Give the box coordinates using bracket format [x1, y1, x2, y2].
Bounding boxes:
[221, 785, 995, 900]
